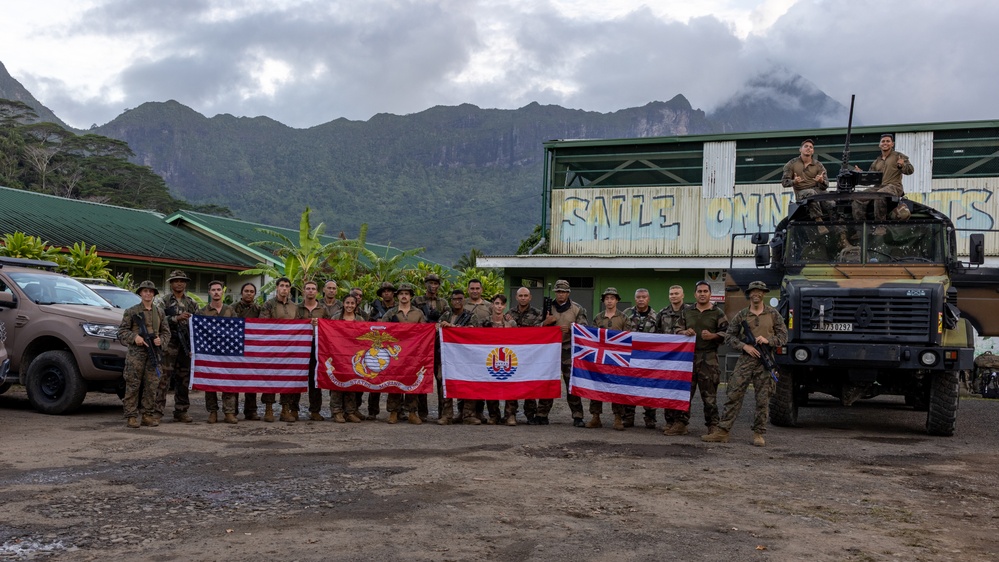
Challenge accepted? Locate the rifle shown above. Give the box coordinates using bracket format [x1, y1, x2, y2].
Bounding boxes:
[164, 303, 192, 359]
[740, 320, 780, 382]
[541, 283, 553, 319]
[452, 310, 473, 327]
[132, 312, 162, 378]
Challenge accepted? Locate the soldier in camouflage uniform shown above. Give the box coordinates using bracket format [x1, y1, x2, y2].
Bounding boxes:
[330, 294, 364, 423]
[658, 284, 689, 430]
[260, 277, 297, 422]
[703, 281, 787, 447]
[540, 279, 587, 427]
[233, 282, 262, 420]
[197, 280, 239, 424]
[321, 280, 343, 319]
[414, 273, 448, 421]
[477, 294, 517, 424]
[667, 280, 729, 437]
[509, 287, 543, 424]
[118, 281, 170, 428]
[154, 270, 199, 422]
[297, 280, 329, 422]
[365, 282, 396, 419]
[438, 289, 474, 424]
[462, 278, 492, 422]
[587, 287, 629, 430]
[622, 288, 659, 429]
[382, 283, 427, 425]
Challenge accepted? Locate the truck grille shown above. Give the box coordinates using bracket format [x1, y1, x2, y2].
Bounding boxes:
[800, 293, 932, 339]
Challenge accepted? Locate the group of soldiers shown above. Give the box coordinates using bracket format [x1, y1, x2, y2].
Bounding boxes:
[117, 270, 788, 446]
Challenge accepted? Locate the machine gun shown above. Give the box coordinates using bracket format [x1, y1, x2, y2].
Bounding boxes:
[835, 94, 883, 192]
[132, 312, 162, 378]
[740, 320, 780, 382]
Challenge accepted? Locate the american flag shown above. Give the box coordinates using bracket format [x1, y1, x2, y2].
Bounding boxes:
[572, 324, 632, 366]
[190, 316, 314, 393]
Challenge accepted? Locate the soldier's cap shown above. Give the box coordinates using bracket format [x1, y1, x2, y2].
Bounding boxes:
[601, 287, 620, 299]
[554, 279, 570, 292]
[396, 282, 416, 295]
[695, 280, 711, 289]
[424, 273, 441, 283]
[800, 138, 815, 147]
[167, 269, 190, 282]
[135, 280, 159, 296]
[376, 281, 396, 296]
[746, 280, 769, 295]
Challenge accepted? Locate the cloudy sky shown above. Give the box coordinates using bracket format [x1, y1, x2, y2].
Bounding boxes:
[2, 0, 993, 130]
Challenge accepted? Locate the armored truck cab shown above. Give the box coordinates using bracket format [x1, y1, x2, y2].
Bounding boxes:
[728, 192, 998, 436]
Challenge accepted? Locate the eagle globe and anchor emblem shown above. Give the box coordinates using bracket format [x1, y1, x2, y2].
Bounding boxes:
[323, 326, 426, 391]
[486, 347, 518, 380]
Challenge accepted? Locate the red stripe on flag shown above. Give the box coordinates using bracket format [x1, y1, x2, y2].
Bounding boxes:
[441, 326, 562, 345]
[444, 379, 562, 400]
[571, 358, 692, 381]
[572, 387, 691, 411]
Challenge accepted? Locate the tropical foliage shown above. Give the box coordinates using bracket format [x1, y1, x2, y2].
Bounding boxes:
[0, 232, 117, 281]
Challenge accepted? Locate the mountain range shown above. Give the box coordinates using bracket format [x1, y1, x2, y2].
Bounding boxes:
[0, 61, 847, 264]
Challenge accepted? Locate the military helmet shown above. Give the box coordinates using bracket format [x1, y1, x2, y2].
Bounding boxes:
[167, 269, 190, 282]
[396, 282, 416, 295]
[554, 279, 570, 292]
[601, 287, 620, 299]
[745, 280, 769, 296]
[135, 280, 159, 296]
[424, 273, 441, 283]
[376, 281, 396, 296]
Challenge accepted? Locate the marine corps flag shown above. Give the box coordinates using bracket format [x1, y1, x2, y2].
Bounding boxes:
[316, 320, 435, 394]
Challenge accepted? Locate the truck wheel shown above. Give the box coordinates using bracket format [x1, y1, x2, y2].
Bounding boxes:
[926, 370, 959, 436]
[25, 350, 88, 415]
[769, 370, 798, 427]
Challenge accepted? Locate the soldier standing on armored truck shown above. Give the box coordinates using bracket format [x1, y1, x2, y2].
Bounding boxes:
[852, 133, 914, 223]
[623, 288, 659, 429]
[703, 281, 787, 447]
[233, 282, 262, 420]
[197, 280, 238, 424]
[118, 280, 170, 429]
[782, 138, 833, 233]
[154, 270, 199, 423]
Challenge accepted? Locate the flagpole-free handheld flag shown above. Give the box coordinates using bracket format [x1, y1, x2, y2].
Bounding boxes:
[441, 326, 562, 400]
[316, 320, 436, 394]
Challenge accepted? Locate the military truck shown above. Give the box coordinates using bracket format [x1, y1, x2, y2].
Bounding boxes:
[726, 102, 999, 436]
[0, 257, 126, 414]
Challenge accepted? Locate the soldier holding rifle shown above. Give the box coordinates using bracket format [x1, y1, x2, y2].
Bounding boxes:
[154, 270, 199, 423]
[118, 281, 170, 428]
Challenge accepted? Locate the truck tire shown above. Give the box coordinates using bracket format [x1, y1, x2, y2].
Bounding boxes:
[25, 350, 88, 415]
[769, 370, 798, 427]
[926, 370, 959, 436]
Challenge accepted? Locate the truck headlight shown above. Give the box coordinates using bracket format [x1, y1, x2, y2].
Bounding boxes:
[82, 323, 119, 339]
[919, 351, 938, 366]
[793, 348, 810, 362]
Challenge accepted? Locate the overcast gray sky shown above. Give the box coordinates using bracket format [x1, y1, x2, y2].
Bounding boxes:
[2, 0, 994, 130]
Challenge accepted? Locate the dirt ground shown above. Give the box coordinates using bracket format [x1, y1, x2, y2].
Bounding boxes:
[1, 384, 997, 562]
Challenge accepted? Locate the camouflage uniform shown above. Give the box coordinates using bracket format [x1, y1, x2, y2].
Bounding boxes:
[672, 304, 729, 430]
[539, 299, 587, 422]
[260, 296, 298, 413]
[658, 303, 689, 427]
[296, 301, 329, 418]
[232, 299, 262, 418]
[366, 288, 396, 416]
[588, 310, 628, 418]
[329, 310, 364, 420]
[118, 303, 170, 421]
[476, 313, 517, 423]
[851, 149, 915, 221]
[622, 306, 660, 427]
[438, 307, 474, 421]
[153, 292, 199, 419]
[196, 303, 238, 417]
[509, 305, 543, 421]
[414, 292, 448, 420]
[382, 305, 427, 417]
[718, 305, 788, 435]
[781, 155, 832, 222]
[321, 298, 343, 320]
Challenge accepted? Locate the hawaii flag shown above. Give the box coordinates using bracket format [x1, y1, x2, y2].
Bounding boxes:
[440, 326, 562, 400]
[569, 324, 695, 411]
[316, 320, 435, 393]
[190, 316, 313, 393]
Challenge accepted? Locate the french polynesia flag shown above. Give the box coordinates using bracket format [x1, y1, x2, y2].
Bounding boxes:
[569, 324, 695, 411]
[440, 326, 563, 400]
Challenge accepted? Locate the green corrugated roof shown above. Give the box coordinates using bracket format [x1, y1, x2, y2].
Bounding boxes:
[0, 187, 255, 268]
[165, 210, 449, 271]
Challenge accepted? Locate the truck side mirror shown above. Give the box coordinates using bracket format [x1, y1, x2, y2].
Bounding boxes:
[0, 291, 16, 309]
[970, 233, 985, 265]
[751, 232, 770, 245]
[755, 244, 771, 267]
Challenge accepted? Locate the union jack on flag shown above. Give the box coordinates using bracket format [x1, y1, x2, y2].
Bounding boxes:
[572, 324, 632, 366]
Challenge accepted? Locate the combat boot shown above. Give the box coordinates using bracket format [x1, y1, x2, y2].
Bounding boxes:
[263, 404, 275, 423]
[463, 415, 481, 425]
[309, 412, 325, 422]
[207, 411, 218, 424]
[279, 404, 296, 423]
[408, 412, 423, 425]
[585, 414, 602, 428]
[486, 416, 499, 425]
[664, 422, 689, 436]
[223, 413, 238, 424]
[752, 433, 766, 447]
[141, 415, 159, 427]
[505, 416, 517, 426]
[332, 412, 346, 423]
[701, 427, 730, 443]
[437, 416, 452, 425]
[387, 412, 399, 424]
[613, 415, 625, 431]
[346, 413, 363, 423]
[174, 411, 193, 423]
[126, 417, 139, 429]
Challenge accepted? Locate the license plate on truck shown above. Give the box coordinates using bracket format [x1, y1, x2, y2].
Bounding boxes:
[814, 323, 853, 332]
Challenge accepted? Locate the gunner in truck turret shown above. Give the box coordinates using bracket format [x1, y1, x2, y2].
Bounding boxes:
[852, 133, 914, 223]
[781, 138, 833, 233]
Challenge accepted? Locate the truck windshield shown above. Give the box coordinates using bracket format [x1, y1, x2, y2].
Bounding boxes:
[785, 220, 948, 266]
[10, 272, 113, 307]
